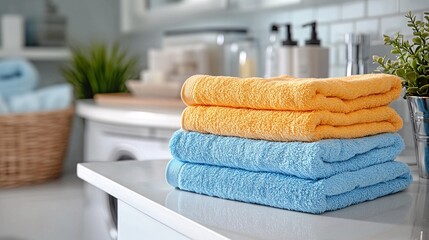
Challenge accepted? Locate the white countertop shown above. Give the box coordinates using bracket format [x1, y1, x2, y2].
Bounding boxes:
[77, 159, 429, 240]
[75, 100, 182, 129]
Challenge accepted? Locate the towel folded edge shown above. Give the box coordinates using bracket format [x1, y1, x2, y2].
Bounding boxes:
[165, 159, 413, 214]
[166, 159, 184, 188]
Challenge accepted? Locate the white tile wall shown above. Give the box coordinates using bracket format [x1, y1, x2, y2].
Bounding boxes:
[337, 44, 347, 65]
[291, 24, 306, 45]
[399, 0, 429, 12]
[316, 5, 341, 23]
[330, 22, 354, 44]
[330, 66, 346, 77]
[291, 8, 316, 25]
[246, 0, 429, 76]
[341, 1, 366, 20]
[318, 24, 330, 46]
[416, 10, 429, 21]
[367, 0, 399, 17]
[329, 45, 338, 65]
[380, 13, 421, 36]
[255, 10, 291, 27]
[355, 19, 379, 39]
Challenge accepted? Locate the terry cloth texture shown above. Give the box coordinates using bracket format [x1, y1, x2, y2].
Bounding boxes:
[181, 74, 402, 113]
[166, 159, 412, 214]
[170, 130, 405, 179]
[181, 105, 403, 142]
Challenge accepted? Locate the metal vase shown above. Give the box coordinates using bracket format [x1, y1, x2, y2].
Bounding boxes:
[407, 96, 429, 178]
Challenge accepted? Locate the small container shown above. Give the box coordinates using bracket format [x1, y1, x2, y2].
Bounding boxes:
[278, 24, 298, 76]
[140, 70, 166, 84]
[126, 80, 181, 99]
[226, 37, 259, 77]
[293, 22, 329, 78]
[407, 96, 429, 178]
[345, 33, 370, 76]
[1, 15, 24, 50]
[163, 28, 248, 76]
[264, 24, 281, 78]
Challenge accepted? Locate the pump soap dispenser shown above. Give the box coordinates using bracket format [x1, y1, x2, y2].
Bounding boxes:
[293, 21, 329, 78]
[264, 24, 281, 78]
[278, 24, 298, 76]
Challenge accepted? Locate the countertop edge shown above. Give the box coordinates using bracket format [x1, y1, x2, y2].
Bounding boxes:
[77, 163, 229, 240]
[75, 100, 182, 129]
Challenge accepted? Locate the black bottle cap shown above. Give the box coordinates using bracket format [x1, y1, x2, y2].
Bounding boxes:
[271, 24, 279, 32]
[282, 24, 298, 46]
[303, 21, 321, 45]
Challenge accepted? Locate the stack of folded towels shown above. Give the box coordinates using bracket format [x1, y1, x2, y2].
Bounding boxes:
[0, 59, 72, 115]
[166, 74, 413, 214]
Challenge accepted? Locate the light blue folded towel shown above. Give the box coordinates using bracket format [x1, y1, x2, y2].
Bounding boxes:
[8, 93, 41, 113]
[166, 159, 412, 214]
[0, 59, 38, 98]
[8, 84, 72, 113]
[170, 130, 405, 179]
[36, 84, 73, 111]
[0, 95, 9, 114]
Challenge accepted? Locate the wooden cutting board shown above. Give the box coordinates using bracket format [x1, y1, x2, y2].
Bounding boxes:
[94, 93, 185, 109]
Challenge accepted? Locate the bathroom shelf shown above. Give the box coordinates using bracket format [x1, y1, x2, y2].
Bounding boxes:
[120, 0, 362, 33]
[0, 47, 71, 60]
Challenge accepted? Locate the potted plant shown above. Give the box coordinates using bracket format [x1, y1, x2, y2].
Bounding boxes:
[63, 42, 138, 99]
[373, 11, 429, 178]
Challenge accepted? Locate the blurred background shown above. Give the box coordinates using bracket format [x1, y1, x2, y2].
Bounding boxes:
[0, 0, 428, 239]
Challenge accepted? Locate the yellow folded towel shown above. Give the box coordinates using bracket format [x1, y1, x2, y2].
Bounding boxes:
[181, 74, 402, 113]
[182, 106, 403, 142]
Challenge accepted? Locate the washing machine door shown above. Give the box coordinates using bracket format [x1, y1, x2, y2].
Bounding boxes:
[106, 149, 138, 240]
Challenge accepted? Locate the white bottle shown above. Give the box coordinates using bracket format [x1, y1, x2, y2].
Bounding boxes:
[278, 24, 298, 77]
[293, 22, 329, 78]
[264, 24, 280, 78]
[1, 15, 24, 50]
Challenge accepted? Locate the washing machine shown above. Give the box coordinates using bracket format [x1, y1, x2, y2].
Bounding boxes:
[77, 101, 181, 240]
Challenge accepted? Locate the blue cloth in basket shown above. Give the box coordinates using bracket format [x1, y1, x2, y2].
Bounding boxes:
[8, 83, 72, 113]
[0, 95, 9, 114]
[0, 59, 38, 98]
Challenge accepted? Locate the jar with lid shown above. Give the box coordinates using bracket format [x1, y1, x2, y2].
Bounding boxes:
[225, 37, 259, 77]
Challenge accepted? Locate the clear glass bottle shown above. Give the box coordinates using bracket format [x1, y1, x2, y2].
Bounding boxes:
[226, 37, 259, 78]
[264, 24, 280, 78]
[239, 38, 258, 77]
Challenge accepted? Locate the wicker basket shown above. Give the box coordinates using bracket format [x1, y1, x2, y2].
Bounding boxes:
[0, 107, 74, 188]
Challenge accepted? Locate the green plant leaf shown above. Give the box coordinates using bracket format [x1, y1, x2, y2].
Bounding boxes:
[62, 42, 139, 99]
[383, 35, 391, 42]
[419, 84, 429, 94]
[373, 11, 429, 96]
[406, 71, 418, 83]
[411, 59, 418, 69]
[406, 87, 418, 94]
[413, 37, 422, 44]
[391, 49, 400, 54]
[396, 69, 406, 78]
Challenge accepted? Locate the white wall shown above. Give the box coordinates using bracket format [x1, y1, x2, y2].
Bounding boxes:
[125, 0, 429, 77]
